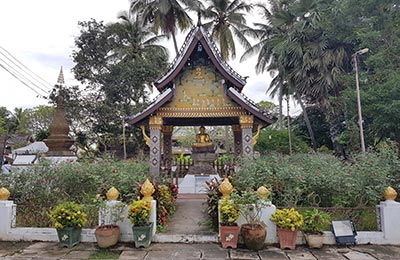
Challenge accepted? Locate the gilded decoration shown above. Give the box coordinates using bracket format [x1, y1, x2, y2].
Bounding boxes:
[219, 178, 233, 199]
[141, 179, 155, 201]
[0, 187, 10, 200]
[257, 186, 271, 200]
[156, 106, 246, 118]
[166, 66, 235, 109]
[149, 115, 163, 130]
[252, 124, 263, 145]
[106, 187, 119, 201]
[384, 186, 397, 201]
[239, 115, 254, 129]
[140, 125, 151, 147]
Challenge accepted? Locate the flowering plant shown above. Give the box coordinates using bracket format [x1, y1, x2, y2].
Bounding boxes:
[219, 198, 240, 225]
[270, 208, 304, 231]
[301, 209, 331, 234]
[128, 198, 152, 226]
[49, 202, 87, 229]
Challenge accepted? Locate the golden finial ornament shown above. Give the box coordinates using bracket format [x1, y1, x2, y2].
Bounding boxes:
[384, 186, 397, 201]
[219, 178, 233, 199]
[257, 186, 271, 200]
[141, 179, 155, 201]
[0, 187, 10, 200]
[106, 187, 119, 201]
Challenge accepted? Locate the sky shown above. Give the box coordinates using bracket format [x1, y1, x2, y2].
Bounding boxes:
[0, 0, 294, 114]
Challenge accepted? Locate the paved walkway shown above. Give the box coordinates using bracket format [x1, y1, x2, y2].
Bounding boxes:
[1, 241, 400, 260]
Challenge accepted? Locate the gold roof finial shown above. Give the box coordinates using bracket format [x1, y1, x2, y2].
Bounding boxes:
[219, 178, 233, 199]
[57, 66, 65, 85]
[141, 179, 155, 201]
[0, 187, 10, 200]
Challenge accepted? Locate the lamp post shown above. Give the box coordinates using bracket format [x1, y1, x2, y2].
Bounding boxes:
[352, 48, 368, 153]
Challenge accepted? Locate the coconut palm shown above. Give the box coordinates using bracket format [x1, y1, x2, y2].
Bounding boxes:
[199, 0, 253, 60]
[130, 0, 195, 55]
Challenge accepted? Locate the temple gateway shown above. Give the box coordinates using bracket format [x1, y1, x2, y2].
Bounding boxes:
[126, 25, 276, 176]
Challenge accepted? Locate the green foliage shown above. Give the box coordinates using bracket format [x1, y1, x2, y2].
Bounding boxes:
[1, 160, 148, 227]
[89, 249, 121, 259]
[301, 209, 331, 234]
[218, 198, 240, 225]
[234, 151, 399, 208]
[127, 198, 152, 226]
[205, 178, 222, 231]
[255, 128, 309, 155]
[231, 190, 267, 225]
[271, 208, 304, 231]
[49, 201, 87, 229]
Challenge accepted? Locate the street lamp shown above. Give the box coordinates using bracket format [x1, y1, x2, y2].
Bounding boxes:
[352, 48, 369, 153]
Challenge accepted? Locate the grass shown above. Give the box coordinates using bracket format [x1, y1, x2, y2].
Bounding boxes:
[89, 249, 121, 259]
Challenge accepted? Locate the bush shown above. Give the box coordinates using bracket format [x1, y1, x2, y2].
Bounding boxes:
[233, 151, 399, 208]
[1, 159, 149, 227]
[255, 128, 309, 155]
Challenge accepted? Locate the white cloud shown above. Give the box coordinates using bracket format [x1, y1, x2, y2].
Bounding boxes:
[0, 0, 276, 112]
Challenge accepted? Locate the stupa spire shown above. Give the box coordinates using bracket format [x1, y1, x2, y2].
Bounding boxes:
[57, 66, 64, 85]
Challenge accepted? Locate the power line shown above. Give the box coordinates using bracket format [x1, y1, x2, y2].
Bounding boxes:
[0, 62, 46, 98]
[0, 46, 53, 90]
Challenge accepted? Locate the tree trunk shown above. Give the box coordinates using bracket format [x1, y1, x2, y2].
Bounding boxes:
[172, 33, 179, 56]
[122, 117, 127, 160]
[287, 97, 292, 155]
[296, 92, 318, 151]
[278, 86, 283, 130]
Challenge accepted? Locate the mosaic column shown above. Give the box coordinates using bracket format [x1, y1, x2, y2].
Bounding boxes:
[240, 115, 254, 157]
[162, 125, 173, 172]
[232, 124, 242, 157]
[149, 116, 163, 176]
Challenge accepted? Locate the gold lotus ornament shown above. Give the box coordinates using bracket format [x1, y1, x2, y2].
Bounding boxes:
[219, 178, 233, 199]
[141, 179, 155, 201]
[0, 187, 10, 200]
[257, 186, 271, 200]
[106, 187, 119, 201]
[384, 186, 397, 201]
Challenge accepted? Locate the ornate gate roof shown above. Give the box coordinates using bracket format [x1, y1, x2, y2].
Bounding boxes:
[126, 25, 276, 128]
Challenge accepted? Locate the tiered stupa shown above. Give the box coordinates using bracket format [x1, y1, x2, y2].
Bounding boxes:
[43, 67, 75, 157]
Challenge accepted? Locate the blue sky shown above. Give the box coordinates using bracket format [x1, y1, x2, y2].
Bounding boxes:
[0, 0, 287, 113]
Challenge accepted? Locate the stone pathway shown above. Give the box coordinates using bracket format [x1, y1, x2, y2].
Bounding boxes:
[1, 242, 400, 260]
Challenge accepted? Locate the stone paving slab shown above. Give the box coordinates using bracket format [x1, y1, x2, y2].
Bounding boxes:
[310, 247, 347, 260]
[230, 249, 259, 260]
[118, 250, 147, 260]
[352, 245, 400, 260]
[62, 250, 93, 259]
[343, 251, 377, 260]
[285, 250, 317, 260]
[258, 247, 289, 260]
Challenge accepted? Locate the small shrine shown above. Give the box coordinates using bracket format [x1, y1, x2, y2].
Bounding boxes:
[126, 25, 275, 176]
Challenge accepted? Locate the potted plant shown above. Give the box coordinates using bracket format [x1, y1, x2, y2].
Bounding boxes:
[128, 198, 152, 248]
[49, 201, 87, 248]
[301, 209, 331, 248]
[270, 208, 304, 250]
[232, 190, 267, 251]
[219, 197, 240, 248]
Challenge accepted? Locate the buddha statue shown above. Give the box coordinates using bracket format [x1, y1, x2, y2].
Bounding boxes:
[192, 126, 215, 153]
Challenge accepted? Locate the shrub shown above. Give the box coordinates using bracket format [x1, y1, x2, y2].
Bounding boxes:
[127, 198, 152, 226]
[233, 151, 399, 208]
[255, 128, 309, 155]
[271, 208, 304, 231]
[49, 201, 87, 229]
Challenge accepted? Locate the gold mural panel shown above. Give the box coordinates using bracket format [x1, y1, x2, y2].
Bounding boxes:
[167, 65, 237, 109]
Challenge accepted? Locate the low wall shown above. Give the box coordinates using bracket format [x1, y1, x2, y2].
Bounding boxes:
[1, 199, 400, 245]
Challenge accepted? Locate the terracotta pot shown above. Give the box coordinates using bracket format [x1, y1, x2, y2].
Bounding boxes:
[277, 228, 298, 250]
[95, 224, 120, 248]
[219, 224, 240, 249]
[240, 223, 266, 251]
[304, 233, 324, 248]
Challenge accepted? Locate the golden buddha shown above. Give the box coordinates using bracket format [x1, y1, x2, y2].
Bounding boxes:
[192, 126, 215, 152]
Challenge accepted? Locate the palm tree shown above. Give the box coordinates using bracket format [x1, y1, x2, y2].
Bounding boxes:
[199, 0, 253, 60]
[130, 0, 194, 55]
[241, 1, 324, 151]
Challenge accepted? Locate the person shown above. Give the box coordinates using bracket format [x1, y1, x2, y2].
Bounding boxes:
[1, 160, 11, 174]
